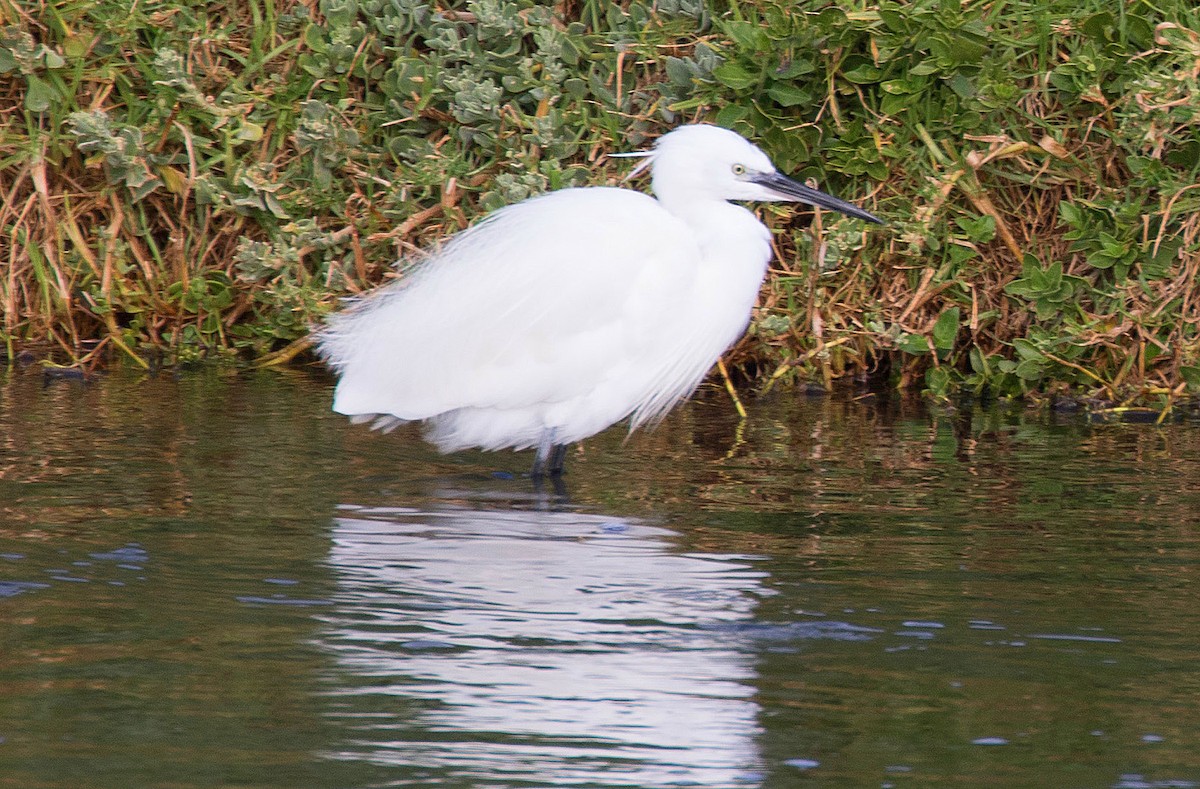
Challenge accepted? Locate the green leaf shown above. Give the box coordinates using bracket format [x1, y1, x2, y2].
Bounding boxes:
[1144, 237, 1182, 280]
[945, 31, 988, 64]
[947, 73, 975, 98]
[1012, 338, 1043, 361]
[897, 333, 930, 355]
[128, 175, 163, 202]
[723, 21, 769, 51]
[563, 77, 587, 98]
[63, 33, 89, 60]
[1058, 202, 1082, 226]
[865, 160, 889, 180]
[712, 62, 758, 90]
[932, 306, 961, 351]
[1034, 299, 1061, 321]
[714, 102, 748, 127]
[815, 7, 849, 27]
[841, 61, 882, 84]
[1014, 358, 1046, 381]
[1126, 14, 1154, 48]
[24, 74, 56, 112]
[664, 56, 694, 86]
[955, 214, 995, 243]
[766, 82, 811, 107]
[969, 346, 989, 375]
[1043, 260, 1063, 289]
[925, 365, 951, 395]
[773, 57, 815, 80]
[878, 9, 908, 32]
[234, 121, 265, 142]
[39, 47, 65, 69]
[1081, 12, 1115, 41]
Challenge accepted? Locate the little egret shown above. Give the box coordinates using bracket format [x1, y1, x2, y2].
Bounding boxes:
[317, 124, 882, 477]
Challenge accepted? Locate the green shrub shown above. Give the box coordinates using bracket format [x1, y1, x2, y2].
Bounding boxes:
[2, 0, 1199, 408]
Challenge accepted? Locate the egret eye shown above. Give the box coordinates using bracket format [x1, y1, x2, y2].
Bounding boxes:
[732, 164, 747, 176]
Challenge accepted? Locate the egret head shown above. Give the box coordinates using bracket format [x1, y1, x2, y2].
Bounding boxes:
[631, 124, 882, 224]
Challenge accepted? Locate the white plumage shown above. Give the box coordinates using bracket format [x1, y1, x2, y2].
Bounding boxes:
[317, 124, 881, 476]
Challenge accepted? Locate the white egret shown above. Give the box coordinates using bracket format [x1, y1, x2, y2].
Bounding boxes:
[317, 124, 882, 477]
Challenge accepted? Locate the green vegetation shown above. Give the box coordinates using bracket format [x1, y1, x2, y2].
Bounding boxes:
[3, 0, 1200, 408]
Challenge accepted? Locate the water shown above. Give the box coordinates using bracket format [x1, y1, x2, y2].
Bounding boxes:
[1, 367, 1198, 788]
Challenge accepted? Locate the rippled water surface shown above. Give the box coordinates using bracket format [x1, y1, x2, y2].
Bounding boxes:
[1, 368, 1198, 788]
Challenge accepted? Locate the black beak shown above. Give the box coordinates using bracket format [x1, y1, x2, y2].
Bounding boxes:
[752, 171, 883, 225]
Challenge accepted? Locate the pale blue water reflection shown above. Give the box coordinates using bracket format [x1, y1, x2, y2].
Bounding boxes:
[320, 505, 765, 786]
[0, 367, 1197, 788]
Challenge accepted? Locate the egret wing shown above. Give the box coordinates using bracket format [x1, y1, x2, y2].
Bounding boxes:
[318, 187, 702, 423]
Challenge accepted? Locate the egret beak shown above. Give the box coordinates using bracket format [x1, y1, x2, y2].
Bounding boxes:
[752, 171, 883, 225]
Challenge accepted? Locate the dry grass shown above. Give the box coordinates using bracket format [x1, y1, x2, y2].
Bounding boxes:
[2, 0, 1200, 407]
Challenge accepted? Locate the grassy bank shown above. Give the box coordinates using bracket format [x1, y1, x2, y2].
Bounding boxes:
[3, 0, 1200, 407]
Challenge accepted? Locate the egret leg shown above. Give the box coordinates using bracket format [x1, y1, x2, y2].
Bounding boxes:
[531, 430, 568, 478]
[547, 443, 569, 476]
